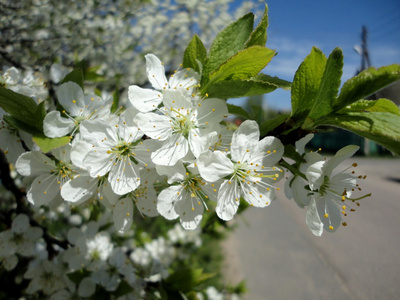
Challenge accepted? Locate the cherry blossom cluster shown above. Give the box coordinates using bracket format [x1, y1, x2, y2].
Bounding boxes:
[0, 209, 214, 298]
[13, 54, 287, 233]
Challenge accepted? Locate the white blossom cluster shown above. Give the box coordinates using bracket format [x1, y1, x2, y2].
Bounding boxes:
[0, 0, 264, 87]
[0, 210, 208, 299]
[0, 55, 369, 298]
[12, 54, 287, 232]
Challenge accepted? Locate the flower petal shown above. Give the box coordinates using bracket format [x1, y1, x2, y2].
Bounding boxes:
[230, 120, 259, 162]
[134, 112, 172, 140]
[43, 110, 75, 138]
[128, 85, 162, 112]
[113, 198, 134, 233]
[323, 145, 359, 176]
[109, 159, 140, 195]
[157, 185, 181, 220]
[197, 150, 233, 182]
[61, 174, 97, 203]
[56, 82, 85, 116]
[16, 151, 55, 177]
[151, 134, 189, 166]
[175, 193, 204, 230]
[216, 180, 240, 221]
[306, 197, 324, 236]
[27, 174, 61, 207]
[145, 54, 168, 90]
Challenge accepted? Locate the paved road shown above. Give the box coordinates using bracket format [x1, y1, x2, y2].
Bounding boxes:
[222, 157, 400, 300]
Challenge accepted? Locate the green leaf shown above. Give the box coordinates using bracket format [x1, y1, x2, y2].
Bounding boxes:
[259, 113, 289, 136]
[60, 68, 84, 89]
[291, 47, 327, 121]
[202, 46, 275, 94]
[165, 268, 207, 293]
[227, 103, 251, 120]
[182, 34, 207, 74]
[320, 112, 400, 156]
[111, 88, 120, 113]
[283, 144, 306, 163]
[0, 87, 41, 128]
[113, 280, 134, 297]
[308, 47, 343, 120]
[3, 115, 42, 136]
[338, 98, 400, 115]
[202, 13, 254, 80]
[205, 74, 289, 99]
[32, 135, 71, 153]
[245, 4, 269, 47]
[334, 64, 400, 111]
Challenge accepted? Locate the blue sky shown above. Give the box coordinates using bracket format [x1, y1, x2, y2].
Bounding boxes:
[229, 0, 400, 111]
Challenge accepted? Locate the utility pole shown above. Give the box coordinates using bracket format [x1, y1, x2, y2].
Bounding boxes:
[354, 26, 373, 155]
[360, 26, 371, 72]
[354, 26, 372, 74]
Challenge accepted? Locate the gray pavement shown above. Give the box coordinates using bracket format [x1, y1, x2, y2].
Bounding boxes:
[222, 157, 400, 300]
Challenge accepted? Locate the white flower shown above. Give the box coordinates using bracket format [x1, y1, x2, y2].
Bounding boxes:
[135, 89, 227, 165]
[156, 161, 219, 230]
[128, 53, 200, 112]
[0, 214, 43, 270]
[43, 81, 112, 138]
[284, 134, 321, 208]
[197, 120, 284, 221]
[61, 140, 119, 205]
[111, 167, 161, 233]
[15, 144, 77, 206]
[303, 145, 368, 236]
[24, 259, 71, 295]
[0, 109, 29, 164]
[78, 109, 155, 195]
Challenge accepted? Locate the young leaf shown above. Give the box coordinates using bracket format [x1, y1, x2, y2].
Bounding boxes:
[227, 103, 251, 120]
[291, 47, 327, 121]
[202, 46, 275, 94]
[245, 4, 269, 47]
[320, 112, 400, 156]
[204, 74, 290, 99]
[32, 135, 71, 153]
[260, 114, 289, 137]
[202, 13, 254, 79]
[307, 47, 343, 120]
[0, 87, 39, 128]
[338, 98, 400, 115]
[3, 115, 42, 136]
[60, 68, 84, 89]
[334, 64, 400, 111]
[182, 34, 207, 73]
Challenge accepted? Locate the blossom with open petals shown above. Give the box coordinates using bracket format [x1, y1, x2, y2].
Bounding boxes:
[197, 120, 284, 221]
[135, 89, 227, 166]
[156, 161, 219, 230]
[16, 144, 77, 207]
[43, 82, 112, 138]
[303, 145, 369, 236]
[128, 53, 200, 112]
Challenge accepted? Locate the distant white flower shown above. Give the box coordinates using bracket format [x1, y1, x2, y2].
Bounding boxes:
[135, 89, 227, 165]
[197, 120, 284, 221]
[43, 82, 112, 138]
[128, 53, 200, 112]
[0, 214, 42, 270]
[24, 259, 72, 295]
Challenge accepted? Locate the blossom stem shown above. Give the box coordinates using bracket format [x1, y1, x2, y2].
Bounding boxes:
[279, 159, 307, 180]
